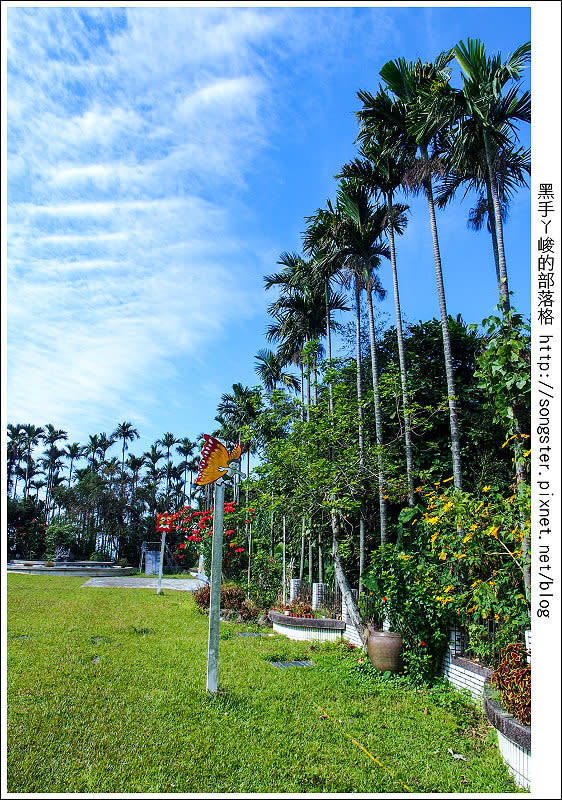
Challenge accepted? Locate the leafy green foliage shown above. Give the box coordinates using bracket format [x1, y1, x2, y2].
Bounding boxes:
[362, 545, 452, 684]
[45, 517, 79, 556]
[7, 497, 46, 559]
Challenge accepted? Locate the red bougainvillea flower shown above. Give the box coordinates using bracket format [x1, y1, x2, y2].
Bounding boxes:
[235, 547, 244, 553]
[382, 597, 387, 602]
[420, 641, 426, 647]
[225, 530, 235, 536]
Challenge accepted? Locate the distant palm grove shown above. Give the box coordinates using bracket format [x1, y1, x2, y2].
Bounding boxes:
[8, 41, 531, 672]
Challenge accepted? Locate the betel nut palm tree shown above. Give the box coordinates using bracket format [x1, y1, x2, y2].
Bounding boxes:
[361, 52, 464, 491]
[21, 424, 45, 500]
[265, 251, 347, 417]
[113, 422, 140, 497]
[306, 182, 390, 599]
[453, 38, 531, 315]
[407, 38, 530, 314]
[338, 133, 416, 506]
[156, 433, 180, 502]
[254, 348, 301, 397]
[64, 442, 84, 488]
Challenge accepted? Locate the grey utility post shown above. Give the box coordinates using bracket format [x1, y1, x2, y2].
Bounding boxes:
[206, 476, 225, 694]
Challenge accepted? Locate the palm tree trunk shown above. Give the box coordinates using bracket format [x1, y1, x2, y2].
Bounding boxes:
[325, 281, 334, 414]
[485, 180, 502, 289]
[355, 279, 366, 592]
[313, 353, 318, 406]
[299, 519, 305, 580]
[365, 282, 388, 544]
[423, 163, 463, 491]
[331, 510, 366, 642]
[300, 362, 305, 421]
[305, 338, 311, 421]
[270, 491, 274, 557]
[483, 132, 510, 314]
[388, 191, 415, 505]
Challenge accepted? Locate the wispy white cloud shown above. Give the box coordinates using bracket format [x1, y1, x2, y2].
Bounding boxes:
[6, 7, 283, 442]
[6, 5, 405, 446]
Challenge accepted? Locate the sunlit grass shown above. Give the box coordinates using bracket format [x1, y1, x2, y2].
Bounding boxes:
[7, 575, 520, 793]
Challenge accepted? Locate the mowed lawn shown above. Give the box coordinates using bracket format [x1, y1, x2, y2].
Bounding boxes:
[7, 575, 520, 794]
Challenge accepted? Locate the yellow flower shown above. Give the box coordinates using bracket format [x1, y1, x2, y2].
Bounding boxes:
[482, 485, 491, 492]
[428, 516, 439, 525]
[475, 502, 484, 512]
[438, 551, 447, 561]
[463, 534, 472, 544]
[488, 525, 499, 538]
[430, 531, 439, 544]
[494, 614, 500, 621]
[443, 476, 454, 483]
[471, 580, 482, 588]
[444, 585, 454, 593]
[443, 501, 453, 512]
[469, 523, 478, 531]
[523, 449, 531, 457]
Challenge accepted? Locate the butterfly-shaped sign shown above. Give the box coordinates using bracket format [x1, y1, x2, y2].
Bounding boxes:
[195, 434, 245, 485]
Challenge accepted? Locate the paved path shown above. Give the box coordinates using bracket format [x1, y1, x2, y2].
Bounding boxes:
[81, 576, 206, 591]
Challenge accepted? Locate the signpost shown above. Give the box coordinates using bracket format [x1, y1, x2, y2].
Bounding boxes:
[156, 528, 166, 595]
[206, 477, 225, 694]
[195, 434, 245, 695]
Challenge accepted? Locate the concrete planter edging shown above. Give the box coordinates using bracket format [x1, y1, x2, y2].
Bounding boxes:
[483, 681, 531, 752]
[483, 681, 531, 790]
[268, 610, 345, 630]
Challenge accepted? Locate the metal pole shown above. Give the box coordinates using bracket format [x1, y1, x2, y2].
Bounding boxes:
[247, 523, 252, 598]
[206, 478, 225, 694]
[156, 529, 166, 594]
[282, 515, 286, 606]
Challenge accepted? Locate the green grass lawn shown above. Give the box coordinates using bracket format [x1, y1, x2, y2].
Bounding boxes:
[7, 574, 521, 794]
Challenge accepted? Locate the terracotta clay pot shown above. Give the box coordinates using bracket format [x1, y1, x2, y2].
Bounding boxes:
[366, 629, 403, 673]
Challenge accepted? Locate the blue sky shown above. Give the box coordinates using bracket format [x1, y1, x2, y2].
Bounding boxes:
[6, 4, 532, 457]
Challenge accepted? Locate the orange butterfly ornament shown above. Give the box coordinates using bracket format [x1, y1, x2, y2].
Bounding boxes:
[195, 435, 246, 485]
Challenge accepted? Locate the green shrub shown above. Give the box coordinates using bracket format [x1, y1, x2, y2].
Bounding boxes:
[492, 642, 531, 725]
[89, 551, 111, 562]
[362, 545, 452, 685]
[45, 518, 77, 556]
[117, 557, 128, 567]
